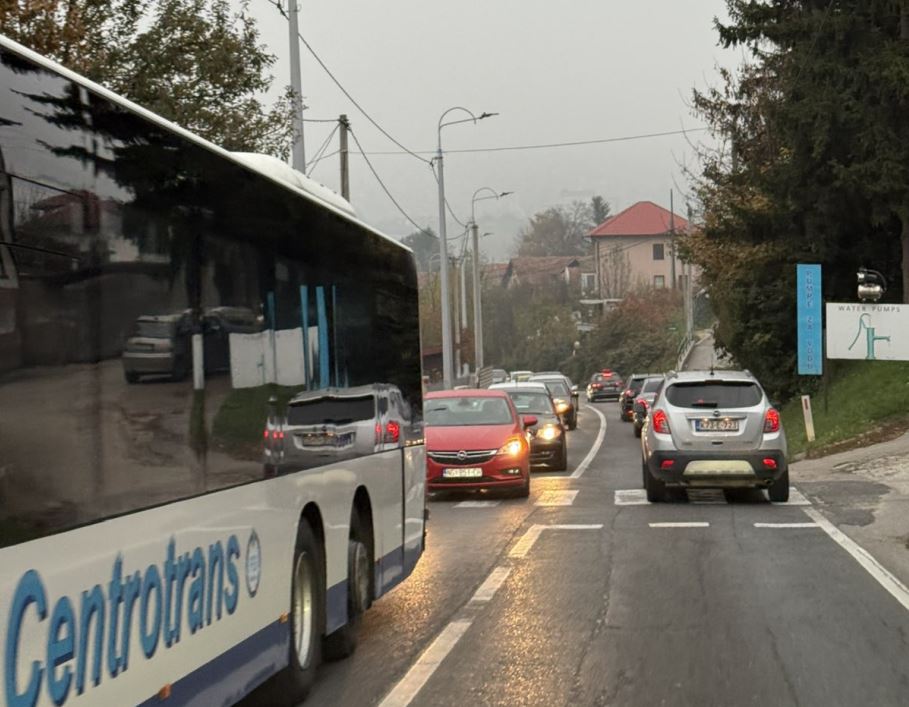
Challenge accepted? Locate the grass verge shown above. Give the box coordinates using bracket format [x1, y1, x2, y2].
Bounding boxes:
[781, 360, 909, 458]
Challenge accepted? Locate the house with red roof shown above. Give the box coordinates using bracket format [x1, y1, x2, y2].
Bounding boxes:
[587, 200, 692, 298]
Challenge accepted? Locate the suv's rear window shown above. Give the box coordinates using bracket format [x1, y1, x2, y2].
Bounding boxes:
[665, 381, 762, 408]
[641, 377, 663, 394]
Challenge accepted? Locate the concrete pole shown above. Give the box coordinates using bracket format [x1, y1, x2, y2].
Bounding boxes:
[453, 257, 461, 378]
[339, 114, 349, 200]
[288, 0, 305, 172]
[670, 189, 677, 290]
[459, 249, 468, 375]
[472, 222, 484, 370]
[436, 148, 453, 389]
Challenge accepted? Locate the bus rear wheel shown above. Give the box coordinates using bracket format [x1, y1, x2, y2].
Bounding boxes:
[270, 520, 323, 702]
[324, 513, 371, 660]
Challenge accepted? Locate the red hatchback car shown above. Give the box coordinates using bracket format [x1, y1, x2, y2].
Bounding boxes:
[425, 389, 535, 497]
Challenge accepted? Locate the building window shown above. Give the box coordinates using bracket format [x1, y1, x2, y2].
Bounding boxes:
[653, 275, 665, 288]
[581, 272, 595, 292]
[653, 243, 665, 260]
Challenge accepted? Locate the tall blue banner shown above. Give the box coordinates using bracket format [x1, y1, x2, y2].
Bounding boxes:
[797, 264, 823, 375]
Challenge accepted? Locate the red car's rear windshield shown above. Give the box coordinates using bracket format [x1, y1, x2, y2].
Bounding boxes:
[425, 396, 514, 426]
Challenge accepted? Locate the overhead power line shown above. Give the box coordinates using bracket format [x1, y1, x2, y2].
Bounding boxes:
[360, 127, 709, 157]
[347, 126, 431, 234]
[265, 0, 430, 165]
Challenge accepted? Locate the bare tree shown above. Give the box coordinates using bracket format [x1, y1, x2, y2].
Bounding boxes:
[599, 245, 632, 299]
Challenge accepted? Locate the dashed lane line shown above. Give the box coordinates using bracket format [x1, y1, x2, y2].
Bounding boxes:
[379, 524, 603, 707]
[803, 507, 909, 614]
[649, 522, 710, 528]
[614, 489, 649, 506]
[754, 522, 818, 528]
[454, 501, 501, 508]
[469, 567, 512, 603]
[613, 486, 812, 506]
[509, 523, 604, 558]
[535, 490, 579, 506]
[377, 620, 473, 707]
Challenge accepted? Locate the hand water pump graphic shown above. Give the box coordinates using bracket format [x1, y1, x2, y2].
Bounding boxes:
[848, 313, 890, 360]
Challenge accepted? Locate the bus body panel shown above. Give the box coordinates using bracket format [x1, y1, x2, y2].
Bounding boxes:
[0, 34, 424, 707]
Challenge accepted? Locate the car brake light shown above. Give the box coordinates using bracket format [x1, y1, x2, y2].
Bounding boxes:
[385, 420, 401, 443]
[764, 408, 780, 433]
[660, 459, 674, 470]
[763, 458, 778, 470]
[652, 409, 670, 434]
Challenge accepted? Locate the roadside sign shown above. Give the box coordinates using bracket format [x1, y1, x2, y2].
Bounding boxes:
[796, 264, 823, 375]
[826, 302, 909, 361]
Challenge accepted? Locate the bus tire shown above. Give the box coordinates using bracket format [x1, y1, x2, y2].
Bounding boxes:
[323, 514, 371, 660]
[271, 520, 323, 702]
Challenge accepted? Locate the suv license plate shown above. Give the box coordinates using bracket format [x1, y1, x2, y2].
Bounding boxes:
[696, 419, 740, 432]
[443, 467, 483, 479]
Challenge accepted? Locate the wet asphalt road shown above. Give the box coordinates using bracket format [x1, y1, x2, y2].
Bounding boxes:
[304, 402, 909, 707]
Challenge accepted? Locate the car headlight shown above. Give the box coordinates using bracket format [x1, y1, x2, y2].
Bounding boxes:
[537, 425, 561, 441]
[554, 400, 570, 414]
[497, 436, 527, 457]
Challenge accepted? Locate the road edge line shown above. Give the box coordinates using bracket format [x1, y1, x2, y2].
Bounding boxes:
[570, 404, 607, 478]
[803, 507, 909, 613]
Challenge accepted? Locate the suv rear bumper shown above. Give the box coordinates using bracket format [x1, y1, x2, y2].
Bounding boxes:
[646, 449, 787, 487]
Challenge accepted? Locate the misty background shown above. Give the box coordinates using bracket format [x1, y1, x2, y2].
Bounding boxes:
[242, 0, 735, 260]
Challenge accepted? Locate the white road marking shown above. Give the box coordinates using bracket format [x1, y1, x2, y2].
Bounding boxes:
[803, 507, 909, 613]
[570, 404, 607, 478]
[754, 522, 818, 528]
[772, 486, 811, 506]
[454, 500, 500, 508]
[378, 619, 473, 707]
[469, 566, 511, 603]
[509, 523, 604, 558]
[614, 489, 650, 505]
[509, 525, 545, 558]
[649, 522, 710, 528]
[535, 490, 579, 506]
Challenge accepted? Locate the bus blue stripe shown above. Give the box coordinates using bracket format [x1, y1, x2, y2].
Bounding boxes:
[136, 620, 288, 707]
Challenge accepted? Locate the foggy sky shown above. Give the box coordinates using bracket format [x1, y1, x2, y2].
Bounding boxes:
[244, 0, 735, 260]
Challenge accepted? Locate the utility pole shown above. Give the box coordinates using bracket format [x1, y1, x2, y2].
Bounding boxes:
[595, 238, 602, 299]
[669, 189, 677, 290]
[453, 257, 461, 378]
[471, 222, 484, 370]
[288, 0, 305, 172]
[338, 114, 350, 200]
[435, 150, 453, 389]
[459, 249, 468, 375]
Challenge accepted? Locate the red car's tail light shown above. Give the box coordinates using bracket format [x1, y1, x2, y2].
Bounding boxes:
[652, 409, 670, 434]
[764, 408, 780, 433]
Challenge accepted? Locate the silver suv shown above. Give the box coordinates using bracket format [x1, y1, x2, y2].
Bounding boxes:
[641, 370, 788, 502]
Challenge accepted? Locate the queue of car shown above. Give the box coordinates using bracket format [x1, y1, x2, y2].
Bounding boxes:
[423, 364, 790, 506]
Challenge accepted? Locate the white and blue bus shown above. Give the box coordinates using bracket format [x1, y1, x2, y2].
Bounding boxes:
[0, 35, 425, 707]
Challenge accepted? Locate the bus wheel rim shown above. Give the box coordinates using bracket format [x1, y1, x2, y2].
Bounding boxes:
[292, 551, 314, 668]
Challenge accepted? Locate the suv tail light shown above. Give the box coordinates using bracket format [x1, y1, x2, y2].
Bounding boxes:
[384, 420, 401, 444]
[763, 408, 780, 434]
[652, 409, 671, 434]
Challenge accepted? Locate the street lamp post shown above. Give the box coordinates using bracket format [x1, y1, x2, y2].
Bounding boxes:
[435, 107, 497, 389]
[469, 188, 513, 373]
